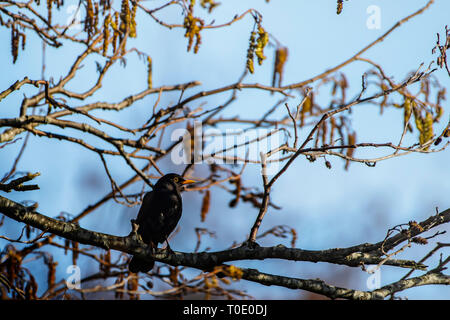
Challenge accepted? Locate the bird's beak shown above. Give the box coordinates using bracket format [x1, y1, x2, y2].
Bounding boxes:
[182, 179, 196, 185]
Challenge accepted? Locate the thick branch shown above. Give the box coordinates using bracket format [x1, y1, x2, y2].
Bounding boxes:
[1, 195, 448, 270]
[1, 195, 448, 299]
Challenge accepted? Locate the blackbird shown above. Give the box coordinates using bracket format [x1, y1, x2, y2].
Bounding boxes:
[129, 173, 195, 273]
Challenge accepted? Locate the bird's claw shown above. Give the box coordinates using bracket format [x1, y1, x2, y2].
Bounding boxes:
[129, 219, 142, 242]
[164, 239, 174, 255]
[130, 219, 139, 232]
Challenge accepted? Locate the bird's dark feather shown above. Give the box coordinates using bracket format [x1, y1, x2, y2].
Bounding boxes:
[129, 174, 187, 273]
[136, 189, 182, 244]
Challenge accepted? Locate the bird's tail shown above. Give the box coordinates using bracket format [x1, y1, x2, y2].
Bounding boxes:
[129, 241, 156, 273]
[129, 256, 154, 273]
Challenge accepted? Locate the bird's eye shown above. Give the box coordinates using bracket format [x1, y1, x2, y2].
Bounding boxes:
[173, 177, 179, 183]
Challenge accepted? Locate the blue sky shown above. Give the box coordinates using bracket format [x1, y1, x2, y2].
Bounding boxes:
[0, 0, 449, 299]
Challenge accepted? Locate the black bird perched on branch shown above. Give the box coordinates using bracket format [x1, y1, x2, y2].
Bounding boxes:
[129, 173, 195, 273]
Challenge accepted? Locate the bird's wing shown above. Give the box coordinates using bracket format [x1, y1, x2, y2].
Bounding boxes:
[136, 191, 153, 224]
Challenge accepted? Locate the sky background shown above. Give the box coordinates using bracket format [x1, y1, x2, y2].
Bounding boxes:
[0, 0, 449, 299]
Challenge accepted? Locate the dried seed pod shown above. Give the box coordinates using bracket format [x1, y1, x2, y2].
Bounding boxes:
[379, 83, 388, 113]
[93, 2, 99, 33]
[322, 121, 328, 146]
[200, 0, 220, 13]
[183, 5, 205, 53]
[200, 190, 210, 222]
[111, 12, 120, 53]
[224, 265, 243, 280]
[63, 238, 70, 255]
[5, 245, 20, 285]
[339, 73, 348, 103]
[100, 0, 111, 12]
[337, 0, 344, 14]
[403, 98, 413, 133]
[290, 228, 297, 248]
[272, 47, 288, 89]
[420, 111, 434, 148]
[47, 257, 57, 288]
[169, 267, 179, 285]
[434, 105, 443, 123]
[255, 26, 268, 65]
[147, 56, 152, 88]
[300, 95, 312, 127]
[444, 128, 450, 138]
[210, 275, 218, 288]
[409, 220, 424, 233]
[412, 101, 423, 133]
[114, 273, 124, 299]
[345, 132, 356, 170]
[228, 177, 242, 208]
[25, 224, 32, 239]
[72, 241, 79, 266]
[102, 14, 111, 56]
[100, 250, 111, 273]
[20, 33, 26, 51]
[11, 24, 19, 64]
[329, 116, 336, 144]
[436, 88, 446, 106]
[47, 0, 53, 25]
[25, 273, 38, 300]
[130, 0, 138, 38]
[246, 31, 256, 74]
[412, 237, 428, 245]
[85, 0, 94, 36]
[120, 0, 131, 34]
[127, 276, 139, 300]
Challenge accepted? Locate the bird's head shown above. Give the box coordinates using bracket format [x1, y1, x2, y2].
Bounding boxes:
[155, 173, 196, 192]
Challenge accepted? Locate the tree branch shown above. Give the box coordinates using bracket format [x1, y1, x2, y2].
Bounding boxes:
[1, 195, 448, 298]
